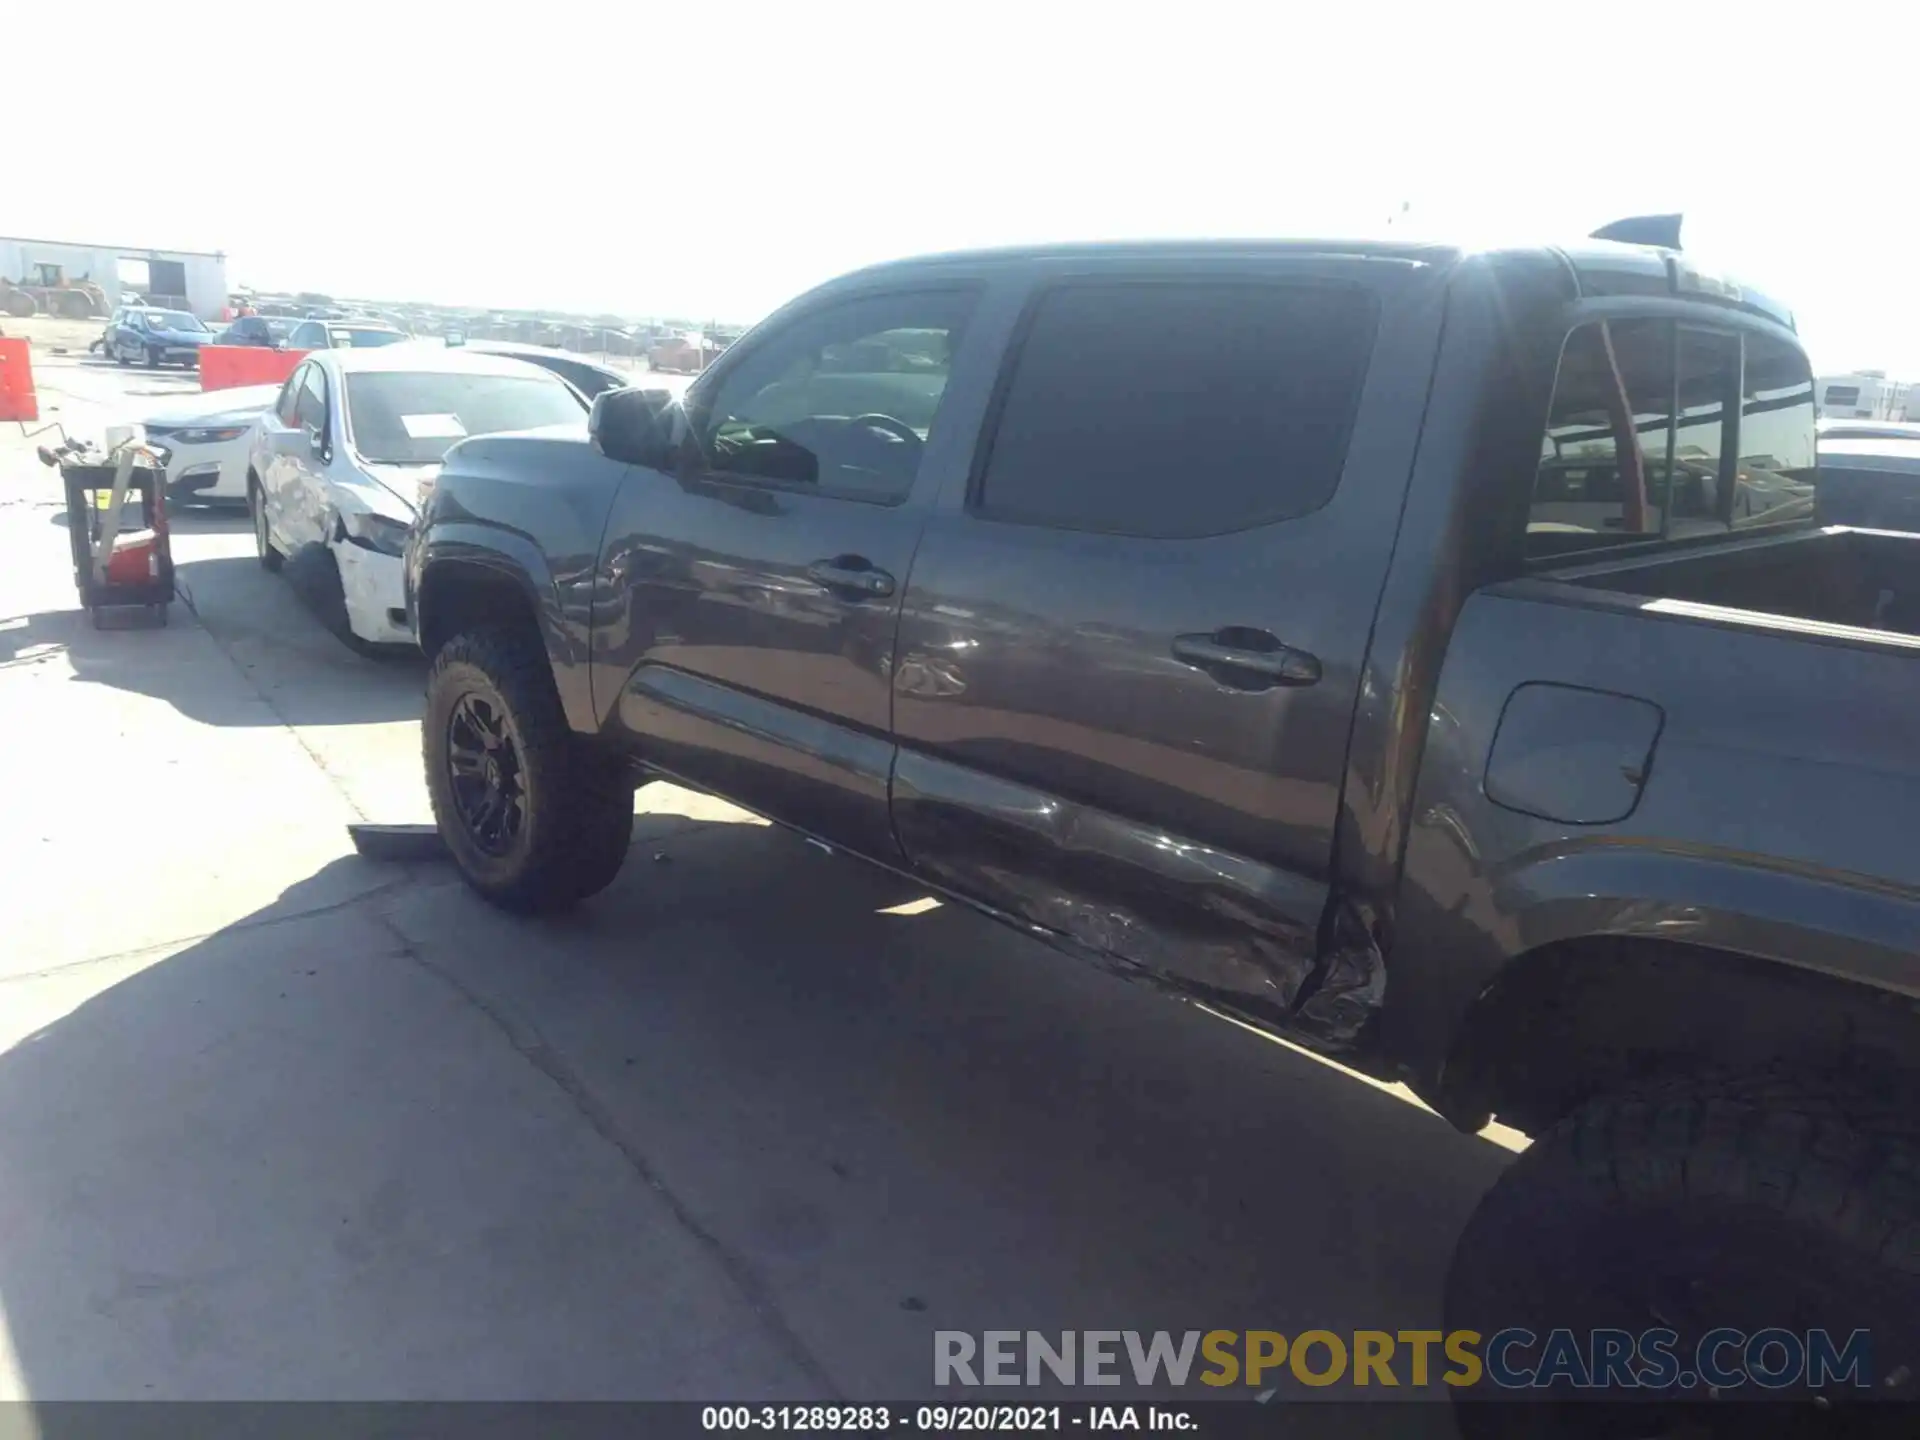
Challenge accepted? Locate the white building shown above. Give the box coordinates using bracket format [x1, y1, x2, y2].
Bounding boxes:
[0, 236, 230, 320]
[1816, 371, 1914, 421]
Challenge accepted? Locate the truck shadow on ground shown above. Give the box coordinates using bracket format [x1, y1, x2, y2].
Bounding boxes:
[0, 808, 1505, 1423]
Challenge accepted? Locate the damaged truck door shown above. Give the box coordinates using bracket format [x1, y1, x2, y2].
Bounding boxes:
[889, 261, 1443, 1036]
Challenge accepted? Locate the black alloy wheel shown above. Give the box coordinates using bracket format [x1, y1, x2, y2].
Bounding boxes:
[444, 691, 527, 856]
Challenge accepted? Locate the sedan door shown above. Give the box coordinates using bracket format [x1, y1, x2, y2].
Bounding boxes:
[258, 361, 333, 552]
[594, 285, 989, 860]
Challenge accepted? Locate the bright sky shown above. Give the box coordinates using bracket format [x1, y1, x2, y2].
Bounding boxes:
[9, 1, 1914, 374]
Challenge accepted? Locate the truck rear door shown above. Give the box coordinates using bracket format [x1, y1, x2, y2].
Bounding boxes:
[890, 258, 1443, 1012]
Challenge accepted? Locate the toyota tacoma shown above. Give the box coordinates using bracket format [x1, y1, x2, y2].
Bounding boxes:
[408, 222, 1920, 1431]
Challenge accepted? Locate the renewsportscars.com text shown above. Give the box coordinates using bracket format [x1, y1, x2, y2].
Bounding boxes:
[934, 1328, 1874, 1392]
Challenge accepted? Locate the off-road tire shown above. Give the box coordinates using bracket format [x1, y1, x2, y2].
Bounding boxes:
[1446, 1073, 1920, 1437]
[423, 626, 634, 913]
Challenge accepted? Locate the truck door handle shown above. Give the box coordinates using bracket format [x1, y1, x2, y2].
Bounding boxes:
[807, 556, 895, 600]
[1172, 630, 1321, 689]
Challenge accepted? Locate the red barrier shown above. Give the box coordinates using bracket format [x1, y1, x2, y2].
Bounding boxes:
[0, 337, 37, 422]
[200, 345, 308, 393]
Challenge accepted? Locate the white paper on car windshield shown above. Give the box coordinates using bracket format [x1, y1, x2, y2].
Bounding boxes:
[400, 413, 467, 440]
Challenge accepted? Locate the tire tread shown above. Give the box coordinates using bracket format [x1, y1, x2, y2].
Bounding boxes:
[1448, 1070, 1920, 1433]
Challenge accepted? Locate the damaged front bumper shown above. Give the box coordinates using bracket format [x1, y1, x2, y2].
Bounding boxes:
[332, 538, 413, 646]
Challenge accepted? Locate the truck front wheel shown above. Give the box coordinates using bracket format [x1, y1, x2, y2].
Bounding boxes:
[1446, 1074, 1920, 1435]
[423, 627, 635, 912]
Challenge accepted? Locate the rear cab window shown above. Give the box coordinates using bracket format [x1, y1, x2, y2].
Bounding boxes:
[1527, 317, 1817, 562]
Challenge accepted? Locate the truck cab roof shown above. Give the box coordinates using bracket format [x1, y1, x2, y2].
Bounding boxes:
[828, 233, 1794, 333]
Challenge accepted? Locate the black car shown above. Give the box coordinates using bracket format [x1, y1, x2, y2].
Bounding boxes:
[212, 314, 297, 348]
[460, 340, 635, 401]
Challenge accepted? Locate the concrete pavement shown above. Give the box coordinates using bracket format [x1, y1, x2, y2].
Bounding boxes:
[0, 355, 1511, 1421]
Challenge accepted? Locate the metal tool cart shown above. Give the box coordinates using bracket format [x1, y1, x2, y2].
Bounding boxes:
[40, 437, 175, 627]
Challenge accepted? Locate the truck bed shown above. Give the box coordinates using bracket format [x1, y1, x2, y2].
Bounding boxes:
[1547, 526, 1920, 641]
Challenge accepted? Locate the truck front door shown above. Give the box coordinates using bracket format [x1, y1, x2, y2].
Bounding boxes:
[596, 287, 985, 861]
[890, 265, 1438, 1013]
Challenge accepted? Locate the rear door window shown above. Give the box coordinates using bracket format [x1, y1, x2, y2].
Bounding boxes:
[974, 280, 1377, 537]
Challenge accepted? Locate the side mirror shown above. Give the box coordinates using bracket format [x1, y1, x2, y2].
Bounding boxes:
[307, 425, 327, 460]
[589, 387, 676, 469]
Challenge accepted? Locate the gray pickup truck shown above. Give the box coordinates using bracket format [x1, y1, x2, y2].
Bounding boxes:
[407, 224, 1919, 1427]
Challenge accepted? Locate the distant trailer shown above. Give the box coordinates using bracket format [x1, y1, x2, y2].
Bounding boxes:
[1817, 372, 1914, 422]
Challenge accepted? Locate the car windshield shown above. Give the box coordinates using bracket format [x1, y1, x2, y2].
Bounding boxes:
[147, 311, 205, 332]
[344, 370, 586, 464]
[331, 327, 405, 348]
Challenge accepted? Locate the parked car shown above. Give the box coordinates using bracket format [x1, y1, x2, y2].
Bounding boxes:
[106, 307, 213, 368]
[1818, 432, 1920, 533]
[248, 348, 586, 648]
[212, 314, 299, 348]
[460, 340, 634, 401]
[90, 308, 126, 356]
[133, 383, 282, 504]
[410, 226, 1920, 1426]
[283, 319, 407, 351]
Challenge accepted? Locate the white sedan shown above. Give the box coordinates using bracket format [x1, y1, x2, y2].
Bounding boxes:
[247, 347, 588, 647]
[135, 383, 282, 504]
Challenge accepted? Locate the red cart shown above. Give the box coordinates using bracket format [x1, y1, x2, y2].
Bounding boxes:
[46, 442, 175, 627]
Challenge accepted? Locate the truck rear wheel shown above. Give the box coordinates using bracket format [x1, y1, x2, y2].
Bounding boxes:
[423, 626, 634, 913]
[1445, 1074, 1920, 1436]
